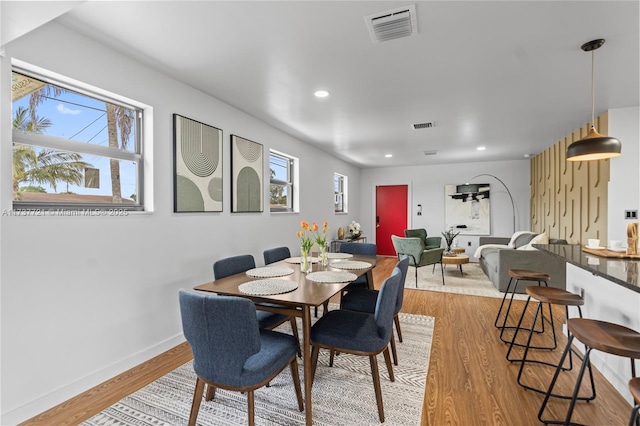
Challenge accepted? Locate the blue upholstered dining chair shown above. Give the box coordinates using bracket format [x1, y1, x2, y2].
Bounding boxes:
[339, 255, 410, 366]
[338, 242, 377, 296]
[263, 246, 291, 265]
[213, 255, 300, 353]
[178, 290, 303, 426]
[309, 266, 402, 423]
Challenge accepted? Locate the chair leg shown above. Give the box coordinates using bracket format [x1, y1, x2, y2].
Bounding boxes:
[415, 266, 418, 287]
[290, 358, 304, 412]
[390, 330, 398, 366]
[247, 390, 255, 426]
[369, 355, 385, 423]
[289, 317, 302, 357]
[189, 377, 206, 426]
[205, 383, 216, 401]
[310, 345, 320, 386]
[394, 314, 403, 343]
[383, 347, 395, 381]
[329, 349, 335, 367]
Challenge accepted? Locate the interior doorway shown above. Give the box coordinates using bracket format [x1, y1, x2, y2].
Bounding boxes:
[375, 185, 408, 256]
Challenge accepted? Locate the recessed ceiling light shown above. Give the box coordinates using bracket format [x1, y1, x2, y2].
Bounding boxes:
[314, 90, 330, 98]
[385, 154, 393, 158]
[477, 146, 486, 151]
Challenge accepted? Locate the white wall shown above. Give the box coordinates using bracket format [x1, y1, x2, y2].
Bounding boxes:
[0, 22, 361, 424]
[607, 106, 640, 244]
[359, 160, 531, 258]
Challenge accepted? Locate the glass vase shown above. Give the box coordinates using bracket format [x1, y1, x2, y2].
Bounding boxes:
[301, 248, 312, 273]
[319, 244, 328, 268]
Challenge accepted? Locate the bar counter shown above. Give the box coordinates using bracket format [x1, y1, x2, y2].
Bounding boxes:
[535, 243, 640, 293]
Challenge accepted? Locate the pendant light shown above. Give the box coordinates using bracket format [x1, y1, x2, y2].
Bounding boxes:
[566, 39, 621, 162]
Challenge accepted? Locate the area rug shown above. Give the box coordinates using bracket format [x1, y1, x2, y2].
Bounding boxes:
[81, 311, 434, 426]
[407, 262, 527, 300]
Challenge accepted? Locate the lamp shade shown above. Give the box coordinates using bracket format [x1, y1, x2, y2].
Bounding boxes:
[566, 126, 622, 161]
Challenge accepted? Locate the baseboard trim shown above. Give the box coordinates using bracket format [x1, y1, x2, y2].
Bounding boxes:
[5, 334, 188, 426]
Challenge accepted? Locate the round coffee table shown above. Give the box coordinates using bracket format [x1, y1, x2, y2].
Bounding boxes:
[441, 254, 469, 276]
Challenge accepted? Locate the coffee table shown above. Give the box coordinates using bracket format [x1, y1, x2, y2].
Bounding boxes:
[442, 254, 469, 276]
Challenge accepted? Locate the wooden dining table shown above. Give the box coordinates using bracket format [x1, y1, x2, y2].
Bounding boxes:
[193, 254, 378, 426]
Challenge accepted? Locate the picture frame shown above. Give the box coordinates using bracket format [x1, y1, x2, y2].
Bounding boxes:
[173, 114, 223, 212]
[444, 183, 491, 235]
[231, 134, 264, 213]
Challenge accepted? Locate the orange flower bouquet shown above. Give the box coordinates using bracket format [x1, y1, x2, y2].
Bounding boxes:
[297, 221, 314, 273]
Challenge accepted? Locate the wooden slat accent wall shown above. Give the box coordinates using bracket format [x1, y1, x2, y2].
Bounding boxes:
[530, 112, 610, 244]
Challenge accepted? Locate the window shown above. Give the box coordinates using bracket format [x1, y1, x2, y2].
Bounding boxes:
[334, 173, 347, 213]
[269, 150, 295, 212]
[11, 68, 144, 211]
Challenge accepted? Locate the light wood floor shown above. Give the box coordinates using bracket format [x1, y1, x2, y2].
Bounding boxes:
[21, 257, 633, 426]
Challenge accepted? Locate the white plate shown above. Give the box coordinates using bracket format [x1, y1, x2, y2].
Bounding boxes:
[607, 247, 627, 252]
[585, 245, 606, 250]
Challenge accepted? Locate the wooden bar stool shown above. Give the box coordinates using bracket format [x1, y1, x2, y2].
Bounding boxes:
[538, 318, 640, 425]
[506, 286, 585, 396]
[630, 378, 640, 426]
[495, 269, 550, 344]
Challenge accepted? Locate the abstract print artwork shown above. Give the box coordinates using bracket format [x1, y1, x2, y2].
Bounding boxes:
[173, 114, 223, 212]
[444, 183, 491, 235]
[231, 135, 263, 212]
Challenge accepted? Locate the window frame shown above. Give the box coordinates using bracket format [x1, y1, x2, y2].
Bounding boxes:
[334, 172, 348, 213]
[269, 150, 296, 213]
[11, 65, 146, 212]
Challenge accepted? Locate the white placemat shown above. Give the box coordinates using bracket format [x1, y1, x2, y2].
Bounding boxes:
[284, 256, 319, 264]
[246, 266, 294, 278]
[238, 279, 298, 295]
[306, 271, 358, 283]
[326, 252, 353, 259]
[331, 260, 372, 270]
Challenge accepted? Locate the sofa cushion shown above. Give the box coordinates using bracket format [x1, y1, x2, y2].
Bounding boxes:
[482, 250, 499, 273]
[507, 231, 536, 248]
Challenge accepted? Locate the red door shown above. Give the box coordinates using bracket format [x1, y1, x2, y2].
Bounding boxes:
[376, 185, 408, 256]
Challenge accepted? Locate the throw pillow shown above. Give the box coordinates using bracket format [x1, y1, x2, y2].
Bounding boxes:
[517, 232, 549, 251]
[508, 231, 536, 248]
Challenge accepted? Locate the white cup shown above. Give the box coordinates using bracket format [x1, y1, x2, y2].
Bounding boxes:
[587, 238, 600, 248]
[609, 240, 622, 250]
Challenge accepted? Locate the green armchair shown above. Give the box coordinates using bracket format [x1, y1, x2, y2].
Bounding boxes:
[404, 228, 442, 250]
[391, 235, 445, 286]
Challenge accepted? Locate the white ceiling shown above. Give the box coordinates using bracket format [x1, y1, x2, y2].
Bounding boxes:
[6, 1, 640, 168]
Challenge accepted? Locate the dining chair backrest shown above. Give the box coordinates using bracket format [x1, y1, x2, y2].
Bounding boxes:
[339, 242, 376, 256]
[213, 254, 256, 279]
[394, 255, 410, 313]
[179, 290, 260, 385]
[263, 246, 291, 265]
[374, 266, 402, 342]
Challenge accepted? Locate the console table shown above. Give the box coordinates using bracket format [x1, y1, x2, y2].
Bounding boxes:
[330, 236, 367, 252]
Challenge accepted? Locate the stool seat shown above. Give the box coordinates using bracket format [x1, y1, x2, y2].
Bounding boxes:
[509, 269, 550, 281]
[568, 318, 640, 359]
[525, 287, 585, 306]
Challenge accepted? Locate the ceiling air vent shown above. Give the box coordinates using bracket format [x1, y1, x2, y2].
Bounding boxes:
[413, 121, 434, 130]
[423, 150, 438, 156]
[365, 4, 418, 44]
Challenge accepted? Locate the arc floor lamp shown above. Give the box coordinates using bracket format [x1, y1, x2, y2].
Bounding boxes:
[465, 174, 516, 234]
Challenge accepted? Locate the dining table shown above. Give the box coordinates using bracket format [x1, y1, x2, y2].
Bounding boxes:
[193, 254, 378, 426]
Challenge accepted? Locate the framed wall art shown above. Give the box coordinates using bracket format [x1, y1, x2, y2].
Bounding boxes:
[231, 134, 263, 213]
[444, 183, 491, 235]
[173, 114, 223, 212]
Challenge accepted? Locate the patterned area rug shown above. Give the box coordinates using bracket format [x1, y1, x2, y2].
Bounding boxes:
[82, 311, 434, 426]
[407, 261, 526, 300]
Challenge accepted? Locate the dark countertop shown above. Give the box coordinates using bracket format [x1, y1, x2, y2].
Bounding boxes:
[534, 244, 640, 293]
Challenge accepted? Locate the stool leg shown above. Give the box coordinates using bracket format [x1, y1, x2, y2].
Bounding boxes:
[506, 296, 532, 361]
[495, 277, 514, 328]
[629, 404, 640, 426]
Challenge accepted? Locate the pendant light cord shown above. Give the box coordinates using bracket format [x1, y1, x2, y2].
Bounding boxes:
[591, 50, 595, 127]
